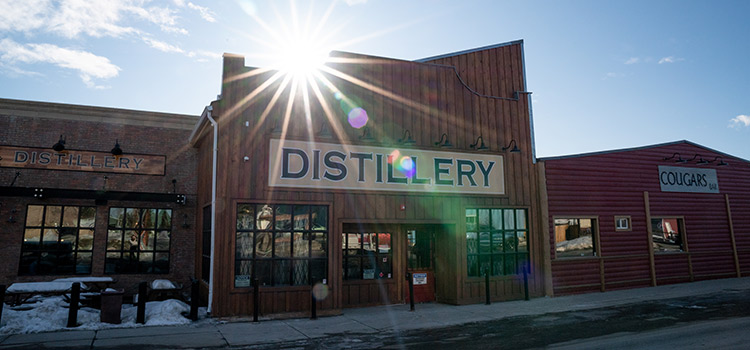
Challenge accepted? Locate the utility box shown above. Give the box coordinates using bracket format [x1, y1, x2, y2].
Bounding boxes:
[100, 289, 124, 324]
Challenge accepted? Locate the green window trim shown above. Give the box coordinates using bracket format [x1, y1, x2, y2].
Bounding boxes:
[466, 208, 529, 277]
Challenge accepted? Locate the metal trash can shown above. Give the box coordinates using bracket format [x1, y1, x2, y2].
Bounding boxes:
[100, 289, 124, 324]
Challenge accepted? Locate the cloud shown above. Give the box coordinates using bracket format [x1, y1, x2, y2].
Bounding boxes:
[187, 2, 216, 22]
[624, 57, 639, 65]
[343, 0, 368, 4]
[0, 38, 120, 88]
[0, 0, 51, 32]
[143, 37, 185, 53]
[730, 115, 750, 128]
[658, 56, 684, 64]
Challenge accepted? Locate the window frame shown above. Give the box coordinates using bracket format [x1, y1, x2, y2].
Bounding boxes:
[19, 204, 96, 276]
[614, 216, 632, 232]
[650, 216, 687, 254]
[342, 230, 394, 281]
[105, 207, 173, 274]
[552, 215, 600, 259]
[465, 208, 530, 278]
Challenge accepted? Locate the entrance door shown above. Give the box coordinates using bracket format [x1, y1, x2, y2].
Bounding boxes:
[405, 226, 436, 303]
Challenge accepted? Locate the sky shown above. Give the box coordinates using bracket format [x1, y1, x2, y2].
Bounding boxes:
[0, 0, 748, 160]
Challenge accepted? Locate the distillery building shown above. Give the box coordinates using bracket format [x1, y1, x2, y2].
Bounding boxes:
[540, 141, 750, 295]
[190, 40, 546, 317]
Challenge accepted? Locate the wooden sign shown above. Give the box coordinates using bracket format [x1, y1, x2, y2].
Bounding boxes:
[0, 145, 166, 176]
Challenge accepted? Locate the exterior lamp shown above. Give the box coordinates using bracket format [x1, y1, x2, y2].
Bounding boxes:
[696, 156, 710, 165]
[359, 126, 374, 141]
[52, 135, 66, 152]
[111, 140, 123, 156]
[711, 156, 728, 166]
[398, 129, 416, 145]
[663, 153, 687, 163]
[434, 133, 452, 148]
[469, 135, 488, 151]
[502, 139, 521, 153]
[317, 122, 331, 138]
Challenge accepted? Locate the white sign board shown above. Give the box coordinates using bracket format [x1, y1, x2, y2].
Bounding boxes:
[269, 139, 505, 194]
[658, 166, 719, 194]
[412, 273, 427, 285]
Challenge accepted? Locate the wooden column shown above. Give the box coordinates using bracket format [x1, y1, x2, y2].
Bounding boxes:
[725, 194, 741, 277]
[537, 162, 554, 297]
[643, 191, 657, 287]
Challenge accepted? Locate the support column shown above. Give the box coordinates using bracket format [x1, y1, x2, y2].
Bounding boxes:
[644, 192, 657, 287]
[725, 194, 741, 277]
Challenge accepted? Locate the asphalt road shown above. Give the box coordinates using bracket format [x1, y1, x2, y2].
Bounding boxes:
[244, 288, 750, 349]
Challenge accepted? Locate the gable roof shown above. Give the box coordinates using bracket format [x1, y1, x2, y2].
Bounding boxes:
[538, 140, 750, 164]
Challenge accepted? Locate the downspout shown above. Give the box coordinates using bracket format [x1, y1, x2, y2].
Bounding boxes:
[206, 105, 217, 314]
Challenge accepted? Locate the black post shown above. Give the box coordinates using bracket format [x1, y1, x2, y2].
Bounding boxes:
[189, 278, 199, 321]
[66, 282, 80, 328]
[252, 278, 260, 323]
[310, 290, 317, 320]
[136, 282, 147, 324]
[523, 263, 530, 301]
[407, 272, 415, 311]
[0, 285, 4, 326]
[485, 268, 491, 305]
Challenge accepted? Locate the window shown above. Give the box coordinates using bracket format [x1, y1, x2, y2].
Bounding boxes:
[342, 230, 392, 280]
[615, 216, 631, 231]
[554, 218, 597, 258]
[235, 204, 328, 287]
[20, 205, 95, 275]
[106, 208, 172, 274]
[651, 218, 684, 252]
[201, 205, 211, 283]
[466, 208, 529, 277]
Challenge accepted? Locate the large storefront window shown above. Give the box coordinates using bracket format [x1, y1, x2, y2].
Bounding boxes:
[342, 231, 393, 280]
[20, 205, 95, 275]
[235, 204, 328, 287]
[554, 218, 597, 258]
[106, 208, 172, 274]
[466, 208, 529, 277]
[651, 218, 684, 252]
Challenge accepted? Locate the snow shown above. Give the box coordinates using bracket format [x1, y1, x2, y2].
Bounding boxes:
[6, 282, 88, 293]
[556, 235, 593, 252]
[150, 279, 177, 290]
[53, 277, 114, 283]
[0, 296, 208, 335]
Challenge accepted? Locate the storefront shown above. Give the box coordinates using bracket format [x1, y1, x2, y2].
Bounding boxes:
[190, 40, 547, 317]
[0, 98, 197, 292]
[540, 141, 750, 295]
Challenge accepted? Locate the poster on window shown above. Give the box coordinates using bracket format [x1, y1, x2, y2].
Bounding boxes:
[413, 273, 427, 285]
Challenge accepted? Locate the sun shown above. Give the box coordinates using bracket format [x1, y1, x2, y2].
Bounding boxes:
[275, 36, 331, 78]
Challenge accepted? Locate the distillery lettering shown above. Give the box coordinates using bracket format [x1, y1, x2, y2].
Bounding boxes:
[13, 150, 144, 170]
[281, 147, 496, 187]
[657, 166, 719, 194]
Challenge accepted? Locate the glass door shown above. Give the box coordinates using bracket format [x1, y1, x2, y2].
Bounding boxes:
[405, 226, 435, 302]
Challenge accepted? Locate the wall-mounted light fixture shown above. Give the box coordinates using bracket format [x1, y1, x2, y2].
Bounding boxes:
[398, 129, 416, 145]
[711, 156, 728, 166]
[695, 155, 710, 165]
[318, 122, 331, 138]
[434, 133, 452, 148]
[111, 140, 123, 156]
[7, 209, 17, 224]
[10, 171, 20, 187]
[182, 213, 191, 228]
[502, 139, 521, 153]
[663, 153, 687, 163]
[469, 135, 488, 151]
[52, 135, 66, 152]
[359, 126, 374, 141]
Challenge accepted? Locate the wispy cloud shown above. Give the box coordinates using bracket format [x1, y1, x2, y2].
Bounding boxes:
[658, 56, 684, 64]
[143, 37, 185, 53]
[187, 2, 216, 22]
[603, 72, 624, 80]
[624, 57, 639, 65]
[730, 115, 750, 128]
[0, 38, 120, 89]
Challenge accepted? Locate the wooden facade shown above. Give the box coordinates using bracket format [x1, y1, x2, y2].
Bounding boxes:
[191, 40, 546, 317]
[541, 141, 750, 295]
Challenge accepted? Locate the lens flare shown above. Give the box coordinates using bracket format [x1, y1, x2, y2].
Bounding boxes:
[347, 107, 368, 129]
[399, 156, 415, 177]
[312, 282, 329, 301]
[388, 150, 400, 164]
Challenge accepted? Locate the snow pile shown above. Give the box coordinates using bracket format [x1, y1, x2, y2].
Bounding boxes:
[555, 235, 592, 252]
[1, 297, 207, 334]
[151, 280, 177, 290]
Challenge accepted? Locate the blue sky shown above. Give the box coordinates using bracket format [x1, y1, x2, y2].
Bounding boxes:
[1, 0, 748, 160]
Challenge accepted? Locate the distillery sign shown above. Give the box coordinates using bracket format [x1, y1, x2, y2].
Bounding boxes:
[269, 139, 505, 194]
[658, 166, 719, 194]
[0, 145, 166, 175]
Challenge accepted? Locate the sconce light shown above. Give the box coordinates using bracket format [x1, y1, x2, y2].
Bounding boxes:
[398, 129, 416, 145]
[663, 153, 687, 163]
[359, 126, 374, 141]
[7, 209, 17, 224]
[111, 140, 123, 156]
[10, 171, 20, 187]
[711, 156, 728, 166]
[318, 122, 331, 138]
[502, 139, 521, 153]
[434, 133, 452, 148]
[696, 155, 710, 165]
[182, 213, 191, 228]
[469, 135, 488, 151]
[52, 135, 66, 152]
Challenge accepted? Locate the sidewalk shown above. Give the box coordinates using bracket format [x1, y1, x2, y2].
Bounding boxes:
[2, 277, 749, 349]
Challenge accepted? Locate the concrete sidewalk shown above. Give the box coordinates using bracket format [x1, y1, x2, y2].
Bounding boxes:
[2, 277, 749, 349]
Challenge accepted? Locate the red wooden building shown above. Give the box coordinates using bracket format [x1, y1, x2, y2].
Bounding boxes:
[540, 140, 750, 295]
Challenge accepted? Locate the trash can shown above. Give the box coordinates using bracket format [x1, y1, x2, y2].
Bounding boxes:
[100, 289, 124, 324]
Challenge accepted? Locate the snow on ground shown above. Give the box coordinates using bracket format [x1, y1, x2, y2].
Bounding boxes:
[0, 296, 209, 334]
[555, 235, 593, 252]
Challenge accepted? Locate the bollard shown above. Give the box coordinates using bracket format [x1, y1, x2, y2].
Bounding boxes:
[485, 268, 491, 305]
[136, 282, 147, 324]
[0, 284, 5, 326]
[189, 278, 199, 321]
[523, 262, 530, 301]
[252, 277, 259, 323]
[407, 272, 415, 311]
[67, 282, 80, 328]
